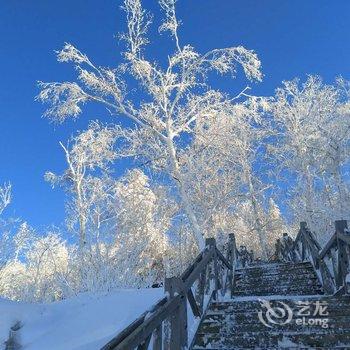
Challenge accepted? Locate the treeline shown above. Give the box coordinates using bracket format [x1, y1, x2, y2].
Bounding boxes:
[1, 0, 350, 302]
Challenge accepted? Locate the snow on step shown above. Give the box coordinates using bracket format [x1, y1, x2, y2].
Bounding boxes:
[192, 262, 350, 349]
[234, 261, 323, 296]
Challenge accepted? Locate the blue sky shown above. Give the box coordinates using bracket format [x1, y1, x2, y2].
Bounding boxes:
[0, 0, 350, 230]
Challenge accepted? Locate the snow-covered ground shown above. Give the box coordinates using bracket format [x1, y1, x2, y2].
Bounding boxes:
[0, 288, 163, 350]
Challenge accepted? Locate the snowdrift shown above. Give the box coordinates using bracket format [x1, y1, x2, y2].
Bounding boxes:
[0, 288, 163, 350]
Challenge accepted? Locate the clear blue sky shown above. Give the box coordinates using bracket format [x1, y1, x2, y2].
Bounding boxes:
[0, 0, 349, 230]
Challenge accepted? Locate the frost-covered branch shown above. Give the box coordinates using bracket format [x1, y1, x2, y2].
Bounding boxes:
[0, 182, 11, 215]
[38, 0, 263, 249]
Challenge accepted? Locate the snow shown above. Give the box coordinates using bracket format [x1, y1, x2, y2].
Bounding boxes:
[227, 294, 325, 302]
[0, 288, 163, 350]
[277, 336, 302, 348]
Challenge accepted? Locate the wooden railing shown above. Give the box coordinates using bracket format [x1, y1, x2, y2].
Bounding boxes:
[101, 234, 238, 350]
[276, 220, 350, 295]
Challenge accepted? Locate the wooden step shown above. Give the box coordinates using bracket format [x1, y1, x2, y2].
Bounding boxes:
[191, 262, 350, 349]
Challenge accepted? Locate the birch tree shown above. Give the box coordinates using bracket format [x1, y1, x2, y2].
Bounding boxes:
[45, 122, 118, 248]
[272, 76, 350, 234]
[184, 99, 272, 258]
[37, 0, 262, 249]
[0, 183, 17, 268]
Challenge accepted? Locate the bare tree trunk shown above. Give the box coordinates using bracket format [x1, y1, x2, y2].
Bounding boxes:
[246, 171, 269, 260]
[75, 178, 87, 250]
[165, 133, 205, 250]
[250, 195, 269, 260]
[305, 169, 314, 227]
[334, 161, 345, 219]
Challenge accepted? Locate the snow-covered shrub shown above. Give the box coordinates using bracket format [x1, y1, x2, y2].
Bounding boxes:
[23, 233, 69, 302]
[0, 260, 28, 301]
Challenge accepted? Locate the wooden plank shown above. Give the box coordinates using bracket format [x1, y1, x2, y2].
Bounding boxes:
[335, 220, 348, 234]
[338, 233, 350, 245]
[331, 247, 342, 290]
[333, 284, 347, 296]
[307, 229, 321, 250]
[153, 324, 162, 350]
[303, 234, 320, 265]
[319, 259, 335, 294]
[137, 333, 152, 350]
[101, 295, 181, 350]
[213, 245, 219, 300]
[338, 237, 349, 289]
[165, 277, 188, 350]
[101, 297, 168, 350]
[195, 270, 206, 314]
[301, 236, 306, 261]
[182, 247, 214, 291]
[181, 250, 207, 281]
[187, 288, 201, 318]
[101, 237, 229, 350]
[228, 233, 236, 298]
[163, 319, 170, 350]
[215, 248, 232, 270]
[319, 233, 337, 259]
[291, 229, 302, 251]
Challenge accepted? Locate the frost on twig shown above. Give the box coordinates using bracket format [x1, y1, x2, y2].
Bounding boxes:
[36, 82, 88, 123]
[37, 0, 263, 249]
[0, 182, 11, 215]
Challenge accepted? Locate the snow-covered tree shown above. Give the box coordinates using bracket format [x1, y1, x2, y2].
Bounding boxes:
[0, 223, 37, 301]
[45, 122, 119, 248]
[272, 76, 350, 236]
[37, 0, 262, 249]
[219, 198, 287, 258]
[183, 99, 272, 258]
[0, 185, 35, 269]
[24, 232, 69, 302]
[115, 169, 173, 287]
[266, 198, 288, 249]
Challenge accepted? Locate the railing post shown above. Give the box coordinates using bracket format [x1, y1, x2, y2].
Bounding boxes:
[228, 233, 236, 298]
[300, 222, 307, 262]
[335, 220, 349, 292]
[319, 259, 335, 294]
[300, 221, 307, 230]
[206, 237, 219, 300]
[195, 270, 206, 314]
[335, 220, 348, 234]
[153, 324, 162, 350]
[164, 277, 187, 350]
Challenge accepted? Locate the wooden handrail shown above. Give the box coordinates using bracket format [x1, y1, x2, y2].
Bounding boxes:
[277, 220, 350, 296]
[338, 232, 350, 245]
[319, 233, 337, 259]
[215, 247, 232, 270]
[101, 296, 168, 350]
[101, 296, 175, 350]
[101, 234, 238, 350]
[181, 246, 215, 289]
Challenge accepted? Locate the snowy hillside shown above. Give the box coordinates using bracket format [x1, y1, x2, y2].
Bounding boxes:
[0, 288, 163, 350]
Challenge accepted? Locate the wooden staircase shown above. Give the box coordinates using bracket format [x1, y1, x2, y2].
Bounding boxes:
[233, 261, 323, 296]
[192, 261, 350, 349]
[101, 220, 350, 350]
